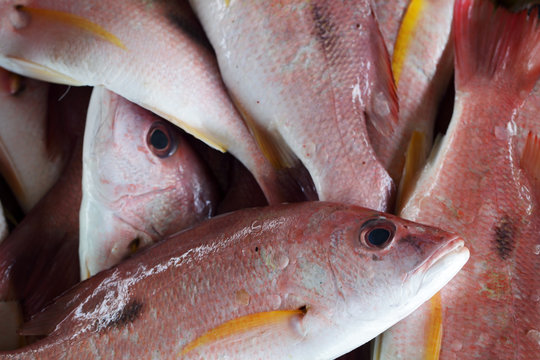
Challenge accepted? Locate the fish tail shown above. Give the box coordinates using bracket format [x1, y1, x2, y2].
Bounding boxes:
[454, 0, 540, 92]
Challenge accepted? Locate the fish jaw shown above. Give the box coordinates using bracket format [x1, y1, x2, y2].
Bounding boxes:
[79, 195, 153, 279]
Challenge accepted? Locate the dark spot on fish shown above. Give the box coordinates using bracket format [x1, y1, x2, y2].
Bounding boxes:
[371, 254, 381, 261]
[166, 13, 213, 52]
[255, 246, 259, 252]
[312, 4, 337, 50]
[108, 300, 143, 328]
[298, 305, 308, 315]
[493, 215, 516, 260]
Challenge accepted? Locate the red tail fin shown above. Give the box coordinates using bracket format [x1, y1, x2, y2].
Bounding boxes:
[454, 0, 540, 91]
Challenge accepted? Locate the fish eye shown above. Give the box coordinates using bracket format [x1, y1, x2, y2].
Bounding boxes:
[147, 122, 177, 158]
[359, 218, 395, 249]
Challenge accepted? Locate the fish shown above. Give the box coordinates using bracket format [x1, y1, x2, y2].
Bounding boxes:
[374, 1, 540, 358]
[0, 0, 295, 204]
[79, 87, 219, 279]
[372, 0, 410, 56]
[0, 68, 67, 213]
[188, 0, 397, 211]
[0, 85, 89, 350]
[371, 0, 455, 186]
[1, 202, 468, 359]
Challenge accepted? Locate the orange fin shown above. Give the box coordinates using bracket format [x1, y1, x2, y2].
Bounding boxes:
[231, 95, 297, 169]
[181, 307, 308, 355]
[15, 5, 126, 50]
[520, 131, 540, 199]
[396, 131, 427, 213]
[454, 0, 540, 91]
[392, 0, 426, 85]
[424, 292, 443, 360]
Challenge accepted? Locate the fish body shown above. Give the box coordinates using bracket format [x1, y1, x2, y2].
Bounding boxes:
[2, 202, 468, 359]
[0, 0, 292, 204]
[189, 0, 397, 211]
[375, 1, 540, 358]
[372, 0, 455, 184]
[79, 87, 219, 279]
[0, 69, 65, 212]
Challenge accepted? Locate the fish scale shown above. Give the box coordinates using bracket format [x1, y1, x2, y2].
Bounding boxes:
[189, 0, 397, 211]
[0, 202, 468, 359]
[375, 1, 540, 358]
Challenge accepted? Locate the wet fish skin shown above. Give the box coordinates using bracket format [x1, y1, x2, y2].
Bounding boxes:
[2, 202, 468, 359]
[79, 87, 219, 279]
[189, 0, 397, 211]
[375, 1, 540, 358]
[372, 0, 455, 185]
[0, 0, 293, 204]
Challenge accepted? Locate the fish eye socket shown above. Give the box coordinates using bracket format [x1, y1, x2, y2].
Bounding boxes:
[147, 122, 177, 158]
[359, 218, 395, 249]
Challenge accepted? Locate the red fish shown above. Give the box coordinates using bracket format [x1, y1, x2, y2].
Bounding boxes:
[375, 1, 540, 358]
[1, 202, 467, 359]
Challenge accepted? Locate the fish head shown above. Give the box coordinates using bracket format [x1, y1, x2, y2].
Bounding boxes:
[79, 87, 218, 279]
[300, 206, 469, 353]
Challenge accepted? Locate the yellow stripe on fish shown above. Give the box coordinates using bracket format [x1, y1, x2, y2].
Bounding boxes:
[15, 6, 126, 50]
[392, 0, 426, 85]
[181, 307, 308, 355]
[424, 292, 443, 360]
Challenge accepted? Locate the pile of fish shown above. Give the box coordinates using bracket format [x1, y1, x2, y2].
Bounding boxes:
[0, 0, 537, 358]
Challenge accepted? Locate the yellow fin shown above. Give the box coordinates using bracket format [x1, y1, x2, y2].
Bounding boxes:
[181, 307, 307, 355]
[231, 95, 296, 169]
[392, 0, 425, 85]
[424, 292, 443, 360]
[395, 131, 427, 213]
[4, 56, 84, 86]
[16, 6, 126, 50]
[225, 0, 231, 6]
[140, 103, 227, 153]
[520, 131, 540, 198]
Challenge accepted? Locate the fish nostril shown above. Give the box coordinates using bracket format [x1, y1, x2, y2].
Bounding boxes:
[128, 237, 141, 255]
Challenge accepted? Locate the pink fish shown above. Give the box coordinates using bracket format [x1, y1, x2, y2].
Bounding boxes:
[79, 87, 219, 279]
[2, 202, 467, 359]
[375, 1, 540, 358]
[189, 0, 397, 211]
[0, 0, 295, 204]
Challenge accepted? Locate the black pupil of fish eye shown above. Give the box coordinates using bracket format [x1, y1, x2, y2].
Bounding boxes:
[150, 129, 169, 150]
[367, 228, 391, 247]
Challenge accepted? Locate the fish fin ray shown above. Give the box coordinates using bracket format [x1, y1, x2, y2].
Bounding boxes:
[366, 8, 399, 139]
[520, 131, 540, 199]
[181, 308, 307, 355]
[424, 292, 443, 360]
[231, 96, 297, 169]
[392, 0, 426, 85]
[3, 56, 84, 86]
[454, 0, 540, 91]
[395, 131, 428, 213]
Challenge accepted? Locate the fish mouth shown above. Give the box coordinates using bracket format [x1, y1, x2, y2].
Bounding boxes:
[408, 236, 470, 294]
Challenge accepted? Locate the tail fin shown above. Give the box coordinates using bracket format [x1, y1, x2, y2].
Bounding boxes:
[454, 0, 540, 92]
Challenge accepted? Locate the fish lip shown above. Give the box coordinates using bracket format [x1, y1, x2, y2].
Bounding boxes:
[408, 235, 466, 277]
